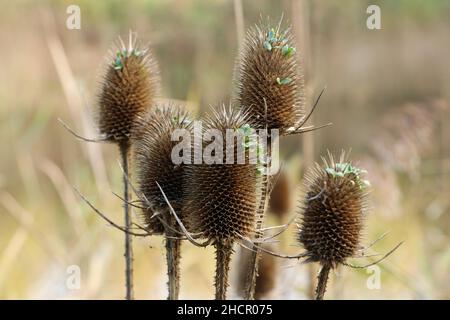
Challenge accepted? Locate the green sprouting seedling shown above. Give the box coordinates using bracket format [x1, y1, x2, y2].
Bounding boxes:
[114, 52, 124, 70]
[325, 163, 370, 190]
[113, 49, 144, 70]
[132, 49, 144, 57]
[281, 44, 296, 57]
[263, 41, 272, 51]
[238, 124, 265, 171]
[264, 27, 295, 56]
[239, 124, 256, 150]
[276, 77, 292, 85]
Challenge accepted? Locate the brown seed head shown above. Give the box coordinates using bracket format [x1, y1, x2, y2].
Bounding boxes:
[183, 106, 260, 242]
[298, 152, 370, 267]
[234, 21, 305, 134]
[133, 104, 191, 234]
[237, 244, 278, 299]
[268, 170, 291, 219]
[97, 35, 160, 143]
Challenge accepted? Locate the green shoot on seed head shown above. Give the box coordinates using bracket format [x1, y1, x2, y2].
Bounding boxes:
[276, 77, 292, 85]
[325, 163, 370, 190]
[282, 44, 296, 57]
[263, 41, 272, 51]
[113, 48, 144, 70]
[238, 124, 265, 172]
[171, 115, 191, 126]
[264, 27, 296, 57]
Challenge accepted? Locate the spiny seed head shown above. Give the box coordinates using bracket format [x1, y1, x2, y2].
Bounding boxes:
[97, 34, 161, 143]
[298, 152, 370, 267]
[269, 170, 291, 219]
[133, 103, 191, 234]
[183, 105, 260, 242]
[234, 20, 305, 135]
[236, 243, 278, 299]
[254, 243, 278, 299]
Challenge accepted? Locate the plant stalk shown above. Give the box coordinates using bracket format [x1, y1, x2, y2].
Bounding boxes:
[165, 216, 181, 300]
[215, 240, 233, 300]
[315, 263, 331, 300]
[120, 142, 134, 300]
[244, 138, 272, 300]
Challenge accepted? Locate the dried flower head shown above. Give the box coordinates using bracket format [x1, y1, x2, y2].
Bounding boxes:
[97, 34, 160, 143]
[133, 103, 191, 234]
[298, 152, 370, 267]
[269, 171, 292, 219]
[234, 20, 305, 135]
[237, 244, 278, 299]
[183, 106, 260, 243]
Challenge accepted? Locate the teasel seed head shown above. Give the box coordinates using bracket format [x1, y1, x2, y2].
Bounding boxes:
[237, 244, 278, 299]
[183, 105, 260, 243]
[298, 151, 370, 268]
[269, 170, 292, 220]
[233, 20, 305, 135]
[97, 34, 161, 144]
[133, 103, 191, 234]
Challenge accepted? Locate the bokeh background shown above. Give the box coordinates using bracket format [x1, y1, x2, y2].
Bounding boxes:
[0, 0, 449, 299]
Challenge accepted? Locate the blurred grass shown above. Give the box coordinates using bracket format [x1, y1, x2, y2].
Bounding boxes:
[0, 0, 449, 299]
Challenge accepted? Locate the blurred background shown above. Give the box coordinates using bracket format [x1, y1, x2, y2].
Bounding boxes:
[0, 0, 449, 299]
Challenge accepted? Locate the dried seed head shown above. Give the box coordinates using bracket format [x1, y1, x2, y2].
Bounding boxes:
[236, 244, 278, 299]
[97, 34, 160, 143]
[183, 106, 260, 242]
[254, 244, 278, 299]
[133, 104, 191, 234]
[269, 171, 291, 219]
[298, 152, 370, 267]
[234, 20, 305, 135]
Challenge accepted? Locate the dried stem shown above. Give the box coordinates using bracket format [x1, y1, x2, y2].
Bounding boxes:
[233, 0, 244, 49]
[315, 263, 331, 300]
[215, 240, 233, 300]
[244, 138, 272, 300]
[165, 216, 181, 300]
[120, 142, 134, 300]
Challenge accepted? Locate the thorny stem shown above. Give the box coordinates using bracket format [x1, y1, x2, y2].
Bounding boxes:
[120, 142, 134, 300]
[215, 239, 233, 300]
[315, 263, 331, 300]
[244, 138, 272, 300]
[165, 215, 181, 300]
